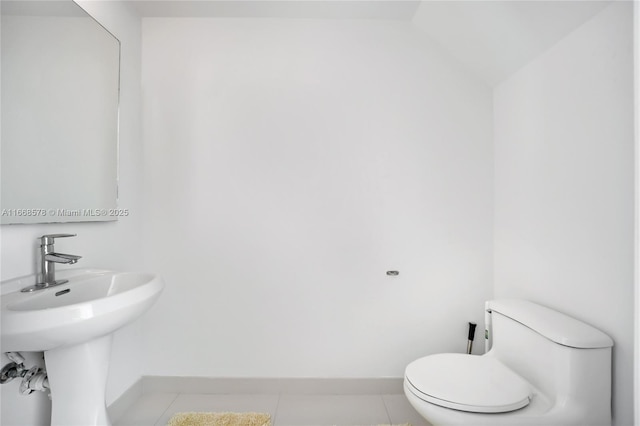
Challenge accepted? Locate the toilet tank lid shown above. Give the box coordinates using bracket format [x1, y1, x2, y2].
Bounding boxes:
[486, 299, 613, 349]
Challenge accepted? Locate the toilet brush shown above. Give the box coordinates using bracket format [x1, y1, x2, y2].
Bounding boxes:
[467, 322, 477, 354]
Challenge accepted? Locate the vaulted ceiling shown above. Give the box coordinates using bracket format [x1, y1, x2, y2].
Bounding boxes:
[411, 1, 612, 85]
[132, 0, 614, 86]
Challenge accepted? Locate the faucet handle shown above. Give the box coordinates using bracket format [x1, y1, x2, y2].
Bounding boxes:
[39, 234, 77, 245]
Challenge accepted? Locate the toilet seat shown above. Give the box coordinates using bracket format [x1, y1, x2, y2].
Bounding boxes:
[405, 353, 532, 414]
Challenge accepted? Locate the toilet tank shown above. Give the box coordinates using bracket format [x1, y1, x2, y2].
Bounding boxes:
[485, 300, 613, 422]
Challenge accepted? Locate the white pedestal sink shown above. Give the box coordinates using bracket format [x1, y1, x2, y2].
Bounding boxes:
[1, 269, 164, 426]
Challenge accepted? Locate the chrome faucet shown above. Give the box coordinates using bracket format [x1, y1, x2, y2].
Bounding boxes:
[21, 234, 82, 293]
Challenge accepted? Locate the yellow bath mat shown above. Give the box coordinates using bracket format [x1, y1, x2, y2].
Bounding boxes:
[167, 412, 271, 426]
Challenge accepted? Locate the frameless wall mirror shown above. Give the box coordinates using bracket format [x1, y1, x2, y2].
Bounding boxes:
[1, 0, 120, 224]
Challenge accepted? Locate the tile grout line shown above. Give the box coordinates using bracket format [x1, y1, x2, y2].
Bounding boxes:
[152, 392, 180, 426]
[271, 392, 282, 426]
[380, 393, 393, 425]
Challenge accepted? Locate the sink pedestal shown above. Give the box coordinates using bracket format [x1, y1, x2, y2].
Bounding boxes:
[45, 334, 113, 426]
[2, 269, 164, 425]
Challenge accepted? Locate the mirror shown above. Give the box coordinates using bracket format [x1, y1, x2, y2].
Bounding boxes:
[1, 0, 120, 224]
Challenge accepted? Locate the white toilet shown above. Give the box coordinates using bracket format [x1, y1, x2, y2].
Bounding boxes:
[404, 299, 613, 425]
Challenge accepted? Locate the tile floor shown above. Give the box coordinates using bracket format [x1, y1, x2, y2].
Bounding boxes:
[115, 392, 431, 426]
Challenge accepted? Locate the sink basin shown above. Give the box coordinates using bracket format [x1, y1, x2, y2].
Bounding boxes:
[1, 269, 164, 352]
[1, 268, 164, 426]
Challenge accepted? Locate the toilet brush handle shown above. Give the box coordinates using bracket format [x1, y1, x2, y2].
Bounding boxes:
[467, 323, 477, 354]
[468, 322, 477, 341]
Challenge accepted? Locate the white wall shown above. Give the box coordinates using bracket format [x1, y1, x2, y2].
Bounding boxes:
[0, 2, 142, 425]
[493, 3, 634, 425]
[634, 2, 639, 424]
[141, 18, 494, 378]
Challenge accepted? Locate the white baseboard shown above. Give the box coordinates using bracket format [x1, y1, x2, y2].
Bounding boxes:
[107, 378, 142, 424]
[141, 376, 404, 395]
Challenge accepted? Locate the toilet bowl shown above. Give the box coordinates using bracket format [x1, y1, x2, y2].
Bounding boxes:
[404, 299, 613, 426]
